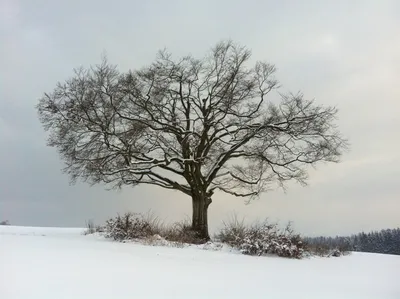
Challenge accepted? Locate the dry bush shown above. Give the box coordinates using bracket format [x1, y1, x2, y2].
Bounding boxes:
[104, 212, 155, 241]
[163, 218, 207, 245]
[83, 219, 95, 235]
[302, 235, 352, 257]
[305, 244, 330, 256]
[102, 212, 207, 244]
[94, 210, 349, 258]
[215, 214, 246, 247]
[304, 242, 349, 257]
[103, 212, 167, 241]
[83, 219, 104, 235]
[141, 210, 164, 235]
[217, 218, 304, 258]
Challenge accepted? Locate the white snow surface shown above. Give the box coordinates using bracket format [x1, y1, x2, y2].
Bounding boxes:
[1, 225, 399, 299]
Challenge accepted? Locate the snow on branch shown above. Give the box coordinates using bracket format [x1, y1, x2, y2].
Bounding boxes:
[37, 41, 348, 200]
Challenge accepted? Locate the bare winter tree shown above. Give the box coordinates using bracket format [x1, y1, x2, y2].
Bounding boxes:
[37, 41, 348, 240]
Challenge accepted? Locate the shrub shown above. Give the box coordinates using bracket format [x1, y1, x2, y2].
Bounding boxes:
[216, 214, 246, 247]
[240, 221, 304, 258]
[0, 220, 10, 225]
[329, 248, 343, 257]
[217, 218, 304, 258]
[303, 237, 351, 257]
[83, 219, 95, 235]
[163, 218, 206, 244]
[102, 212, 210, 245]
[310, 245, 348, 257]
[304, 242, 331, 256]
[83, 219, 104, 235]
[104, 212, 158, 241]
[96, 211, 348, 258]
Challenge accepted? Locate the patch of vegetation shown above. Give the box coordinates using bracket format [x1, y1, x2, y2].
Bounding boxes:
[216, 217, 304, 258]
[83, 219, 104, 235]
[87, 212, 352, 258]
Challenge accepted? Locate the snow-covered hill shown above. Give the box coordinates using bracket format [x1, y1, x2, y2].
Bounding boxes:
[1, 225, 399, 299]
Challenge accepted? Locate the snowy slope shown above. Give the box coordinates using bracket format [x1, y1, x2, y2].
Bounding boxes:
[1, 226, 399, 299]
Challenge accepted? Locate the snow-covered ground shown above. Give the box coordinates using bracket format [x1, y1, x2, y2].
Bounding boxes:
[1, 226, 399, 299]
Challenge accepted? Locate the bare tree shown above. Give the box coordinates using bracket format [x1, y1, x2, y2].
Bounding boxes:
[37, 41, 348, 240]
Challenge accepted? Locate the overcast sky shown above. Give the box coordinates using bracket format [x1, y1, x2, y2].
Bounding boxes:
[1, 0, 399, 236]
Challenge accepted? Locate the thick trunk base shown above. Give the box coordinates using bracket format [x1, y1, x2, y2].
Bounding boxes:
[191, 195, 212, 242]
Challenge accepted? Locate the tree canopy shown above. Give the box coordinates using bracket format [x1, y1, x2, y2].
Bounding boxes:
[37, 41, 348, 240]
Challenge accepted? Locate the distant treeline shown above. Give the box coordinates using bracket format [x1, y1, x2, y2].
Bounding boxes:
[305, 228, 400, 255]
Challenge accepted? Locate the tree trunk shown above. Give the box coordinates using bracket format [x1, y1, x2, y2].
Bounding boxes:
[191, 195, 212, 241]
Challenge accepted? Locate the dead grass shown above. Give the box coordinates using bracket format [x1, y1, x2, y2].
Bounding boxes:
[83, 219, 104, 235]
[102, 213, 209, 245]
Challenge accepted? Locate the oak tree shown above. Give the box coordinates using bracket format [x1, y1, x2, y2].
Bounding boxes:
[37, 41, 347, 240]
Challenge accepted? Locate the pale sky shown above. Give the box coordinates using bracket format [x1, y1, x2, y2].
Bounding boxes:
[1, 0, 399, 237]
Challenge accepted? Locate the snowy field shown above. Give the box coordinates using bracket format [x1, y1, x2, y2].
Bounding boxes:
[1, 226, 399, 299]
